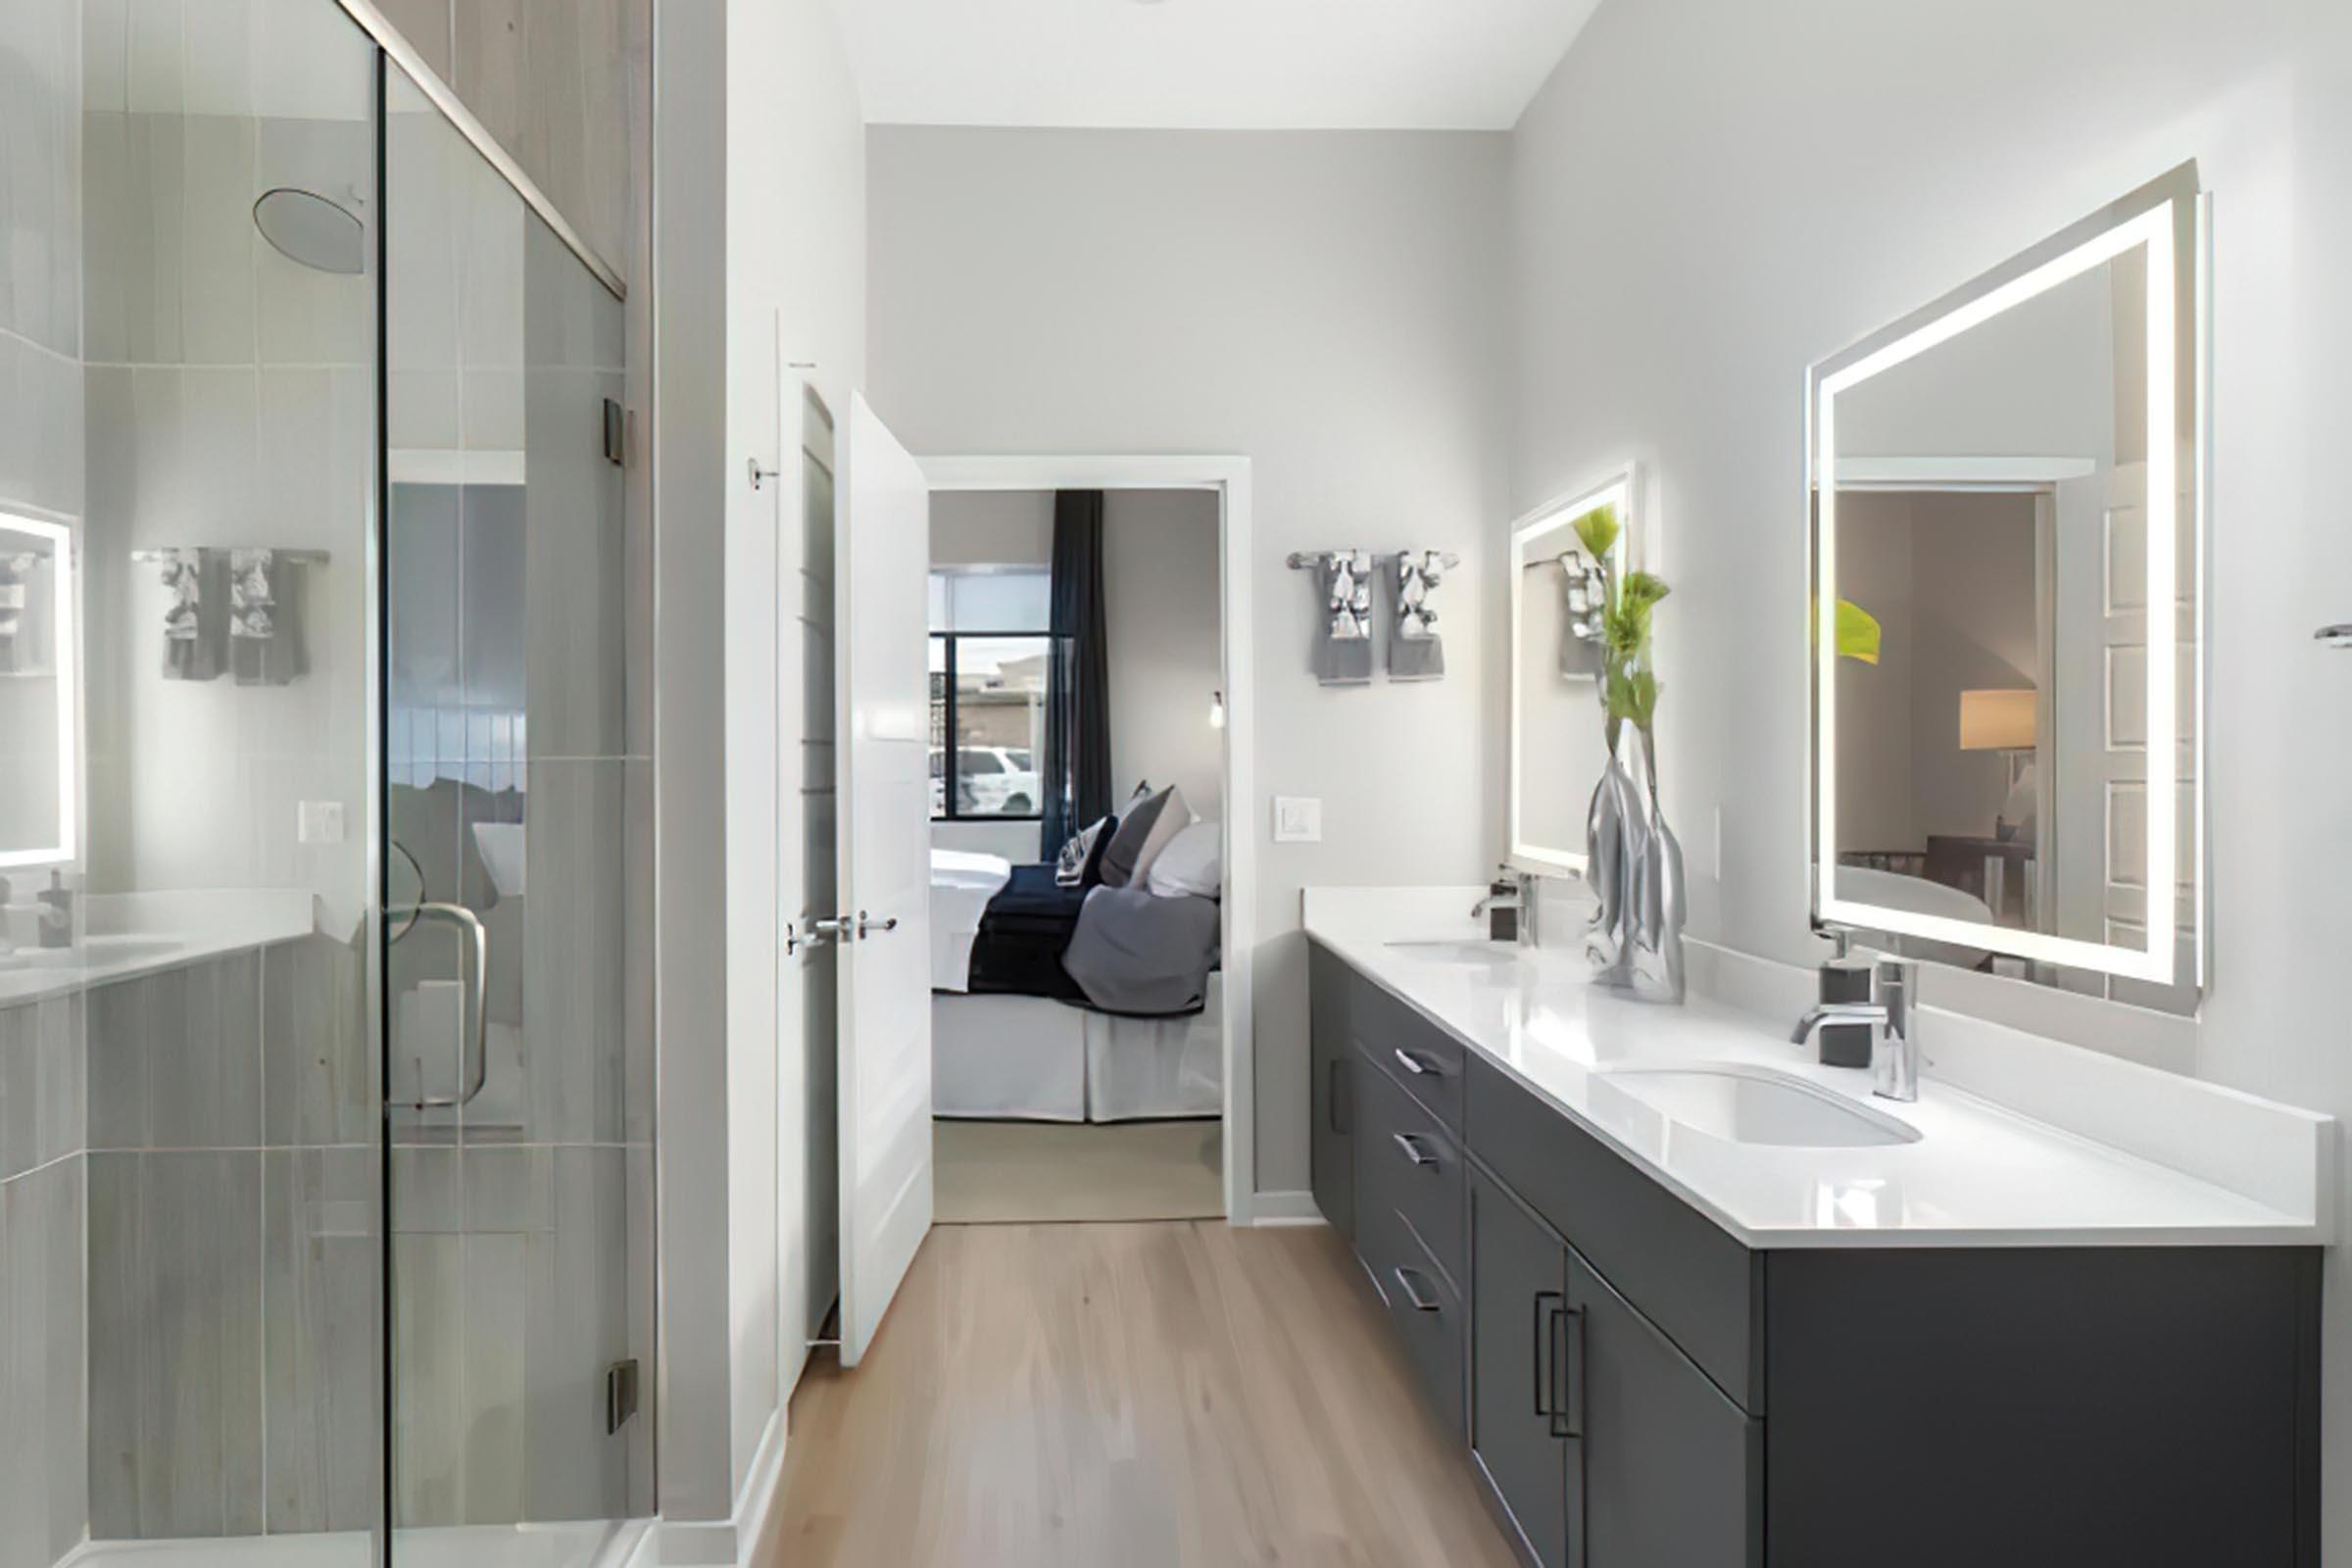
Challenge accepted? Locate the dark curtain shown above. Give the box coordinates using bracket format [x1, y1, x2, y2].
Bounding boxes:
[1041, 490, 1111, 858]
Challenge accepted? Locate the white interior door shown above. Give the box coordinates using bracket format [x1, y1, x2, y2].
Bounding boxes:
[835, 393, 934, 1367]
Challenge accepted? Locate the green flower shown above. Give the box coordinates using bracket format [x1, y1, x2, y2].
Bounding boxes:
[1571, 502, 1621, 564]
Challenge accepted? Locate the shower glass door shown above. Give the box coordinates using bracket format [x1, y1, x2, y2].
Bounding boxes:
[381, 63, 653, 1566]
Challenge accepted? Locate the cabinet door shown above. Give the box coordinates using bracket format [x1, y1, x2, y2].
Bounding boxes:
[1571, 1251, 1758, 1568]
[1471, 1172, 1575, 1568]
[1308, 945, 1354, 1238]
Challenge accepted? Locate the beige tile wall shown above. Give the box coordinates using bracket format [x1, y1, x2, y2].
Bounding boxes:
[371, 0, 637, 283]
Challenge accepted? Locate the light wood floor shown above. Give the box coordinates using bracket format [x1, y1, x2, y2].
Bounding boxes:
[756, 1220, 1520, 1568]
[934, 1118, 1225, 1224]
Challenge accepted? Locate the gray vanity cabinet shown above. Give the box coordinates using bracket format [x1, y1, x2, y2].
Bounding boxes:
[1471, 1168, 1758, 1568]
[1571, 1250, 1757, 1568]
[1308, 943, 1355, 1241]
[1305, 937, 2323, 1568]
[1469, 1172, 1573, 1568]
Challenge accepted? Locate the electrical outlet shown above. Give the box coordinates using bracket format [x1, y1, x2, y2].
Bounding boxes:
[299, 801, 345, 845]
[1272, 796, 1323, 844]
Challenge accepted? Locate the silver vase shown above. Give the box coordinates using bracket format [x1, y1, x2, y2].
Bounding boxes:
[1584, 725, 1686, 1004]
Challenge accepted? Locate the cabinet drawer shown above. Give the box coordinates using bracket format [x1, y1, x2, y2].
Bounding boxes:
[1355, 1046, 1466, 1294]
[1467, 1053, 1763, 1413]
[1358, 1199, 1467, 1439]
[1352, 968, 1464, 1130]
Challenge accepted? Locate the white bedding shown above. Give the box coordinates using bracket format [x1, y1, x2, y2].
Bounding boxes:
[929, 849, 1012, 992]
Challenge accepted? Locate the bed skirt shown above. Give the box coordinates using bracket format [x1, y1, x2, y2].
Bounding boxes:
[932, 974, 1224, 1123]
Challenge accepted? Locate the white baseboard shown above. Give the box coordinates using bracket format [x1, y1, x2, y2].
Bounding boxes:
[638, 1404, 790, 1567]
[1248, 1189, 1325, 1226]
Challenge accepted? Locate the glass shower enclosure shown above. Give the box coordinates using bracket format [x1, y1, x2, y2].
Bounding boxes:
[0, 1, 654, 1564]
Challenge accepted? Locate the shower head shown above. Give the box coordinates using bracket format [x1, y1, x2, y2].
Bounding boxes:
[253, 187, 366, 275]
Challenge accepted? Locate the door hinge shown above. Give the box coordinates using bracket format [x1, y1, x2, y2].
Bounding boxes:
[602, 399, 626, 467]
[606, 1358, 640, 1435]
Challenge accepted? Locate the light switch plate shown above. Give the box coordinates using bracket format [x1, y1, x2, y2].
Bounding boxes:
[299, 801, 345, 845]
[1272, 796, 1322, 843]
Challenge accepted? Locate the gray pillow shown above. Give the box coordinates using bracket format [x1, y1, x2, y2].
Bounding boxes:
[1098, 785, 1177, 889]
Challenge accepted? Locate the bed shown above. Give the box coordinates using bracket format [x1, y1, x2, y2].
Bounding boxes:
[929, 844, 1224, 1122]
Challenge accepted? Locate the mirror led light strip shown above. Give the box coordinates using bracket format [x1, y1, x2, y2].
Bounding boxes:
[0, 512, 77, 869]
[1507, 466, 1635, 876]
[1815, 198, 2180, 984]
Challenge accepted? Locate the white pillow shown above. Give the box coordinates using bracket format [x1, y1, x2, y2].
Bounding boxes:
[1146, 818, 1221, 899]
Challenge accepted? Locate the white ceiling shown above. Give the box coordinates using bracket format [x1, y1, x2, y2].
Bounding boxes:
[829, 0, 1606, 131]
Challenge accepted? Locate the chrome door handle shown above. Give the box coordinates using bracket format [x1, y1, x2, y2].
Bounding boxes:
[1393, 1048, 1435, 1077]
[1391, 1266, 1443, 1313]
[388, 901, 489, 1108]
[1392, 1132, 1436, 1168]
[786, 919, 845, 956]
[857, 910, 899, 938]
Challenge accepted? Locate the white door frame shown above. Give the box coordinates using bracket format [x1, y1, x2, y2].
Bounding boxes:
[921, 454, 1260, 1226]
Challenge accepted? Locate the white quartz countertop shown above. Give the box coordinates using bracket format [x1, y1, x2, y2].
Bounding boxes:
[1304, 887, 2329, 1250]
[0, 889, 319, 1006]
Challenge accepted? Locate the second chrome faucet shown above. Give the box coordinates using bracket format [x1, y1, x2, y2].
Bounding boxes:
[1790, 956, 1921, 1102]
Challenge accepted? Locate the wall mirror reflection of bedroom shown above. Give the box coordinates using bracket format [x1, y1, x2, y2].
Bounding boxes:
[927, 487, 1229, 1224]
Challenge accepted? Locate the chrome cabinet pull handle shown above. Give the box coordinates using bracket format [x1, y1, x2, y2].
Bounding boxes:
[1558, 1305, 1586, 1439]
[1393, 1048, 1434, 1077]
[1392, 1266, 1443, 1313]
[1534, 1291, 1564, 1421]
[387, 901, 489, 1109]
[857, 910, 900, 938]
[1392, 1132, 1436, 1168]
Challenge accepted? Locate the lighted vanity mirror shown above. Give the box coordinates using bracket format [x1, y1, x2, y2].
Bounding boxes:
[1509, 467, 1637, 874]
[1809, 164, 2204, 1011]
[0, 512, 77, 868]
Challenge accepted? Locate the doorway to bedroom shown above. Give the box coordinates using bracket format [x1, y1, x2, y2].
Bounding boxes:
[928, 484, 1231, 1224]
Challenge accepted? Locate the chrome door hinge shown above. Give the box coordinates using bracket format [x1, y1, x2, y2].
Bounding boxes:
[602, 399, 626, 466]
[606, 1358, 640, 1435]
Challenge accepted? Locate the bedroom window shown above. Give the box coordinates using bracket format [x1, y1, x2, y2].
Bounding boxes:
[930, 567, 1055, 821]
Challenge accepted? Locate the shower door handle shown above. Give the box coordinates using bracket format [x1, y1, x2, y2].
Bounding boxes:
[388, 901, 490, 1108]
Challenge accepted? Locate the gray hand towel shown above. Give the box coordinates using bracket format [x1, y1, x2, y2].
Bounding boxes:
[161, 549, 227, 681]
[231, 549, 310, 685]
[1390, 549, 1446, 681]
[1313, 550, 1374, 686]
[1557, 549, 1608, 678]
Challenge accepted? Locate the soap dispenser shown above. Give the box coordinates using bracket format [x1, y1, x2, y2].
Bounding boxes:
[1813, 925, 1873, 1069]
[36, 869, 72, 949]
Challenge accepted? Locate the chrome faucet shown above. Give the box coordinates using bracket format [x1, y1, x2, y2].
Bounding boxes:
[1789, 956, 1921, 1102]
[1471, 866, 1535, 947]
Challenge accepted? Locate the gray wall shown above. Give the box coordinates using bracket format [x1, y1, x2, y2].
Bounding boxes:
[656, 0, 869, 1527]
[871, 127, 1511, 1196]
[1105, 488, 1223, 817]
[1505, 1, 2352, 1557]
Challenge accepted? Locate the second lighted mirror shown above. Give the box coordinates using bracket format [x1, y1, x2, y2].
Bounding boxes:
[1509, 468, 1636, 874]
[0, 513, 76, 869]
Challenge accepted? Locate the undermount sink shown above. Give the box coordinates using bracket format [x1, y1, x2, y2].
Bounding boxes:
[1385, 939, 1521, 967]
[1596, 1063, 1922, 1149]
[3, 934, 186, 971]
